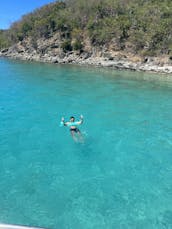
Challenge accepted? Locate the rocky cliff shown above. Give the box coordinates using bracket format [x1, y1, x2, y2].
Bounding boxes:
[1, 32, 172, 74]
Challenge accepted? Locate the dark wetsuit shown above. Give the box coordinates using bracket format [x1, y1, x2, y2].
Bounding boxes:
[70, 127, 80, 133]
[65, 121, 82, 136]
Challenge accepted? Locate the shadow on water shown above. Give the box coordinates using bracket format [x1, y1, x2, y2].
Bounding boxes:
[73, 133, 95, 158]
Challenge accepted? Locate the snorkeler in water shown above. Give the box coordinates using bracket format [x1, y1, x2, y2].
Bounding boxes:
[60, 115, 84, 142]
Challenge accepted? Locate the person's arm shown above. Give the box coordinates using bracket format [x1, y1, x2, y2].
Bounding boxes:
[76, 115, 84, 125]
[60, 117, 69, 126]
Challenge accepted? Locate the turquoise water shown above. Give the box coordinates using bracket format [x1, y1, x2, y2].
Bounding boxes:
[0, 58, 172, 229]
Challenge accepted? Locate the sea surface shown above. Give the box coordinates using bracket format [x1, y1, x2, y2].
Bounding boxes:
[0, 58, 172, 229]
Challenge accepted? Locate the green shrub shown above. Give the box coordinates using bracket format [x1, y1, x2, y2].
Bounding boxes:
[61, 40, 72, 52]
[0, 30, 11, 49]
[72, 40, 83, 51]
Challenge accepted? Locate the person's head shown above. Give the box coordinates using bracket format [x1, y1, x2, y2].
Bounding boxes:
[70, 116, 75, 122]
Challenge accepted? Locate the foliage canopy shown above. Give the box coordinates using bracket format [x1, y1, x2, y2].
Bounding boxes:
[1, 0, 172, 56]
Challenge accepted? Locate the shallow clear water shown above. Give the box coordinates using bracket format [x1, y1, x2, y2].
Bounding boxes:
[0, 58, 172, 229]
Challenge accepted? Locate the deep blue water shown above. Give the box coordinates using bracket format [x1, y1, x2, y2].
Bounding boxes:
[0, 58, 172, 229]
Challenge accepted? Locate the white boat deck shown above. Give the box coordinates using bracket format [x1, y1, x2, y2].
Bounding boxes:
[0, 224, 46, 229]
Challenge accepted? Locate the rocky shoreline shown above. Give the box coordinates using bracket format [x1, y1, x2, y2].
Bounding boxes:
[1, 41, 172, 75]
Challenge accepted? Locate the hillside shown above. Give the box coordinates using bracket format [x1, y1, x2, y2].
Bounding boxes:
[1, 0, 172, 72]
